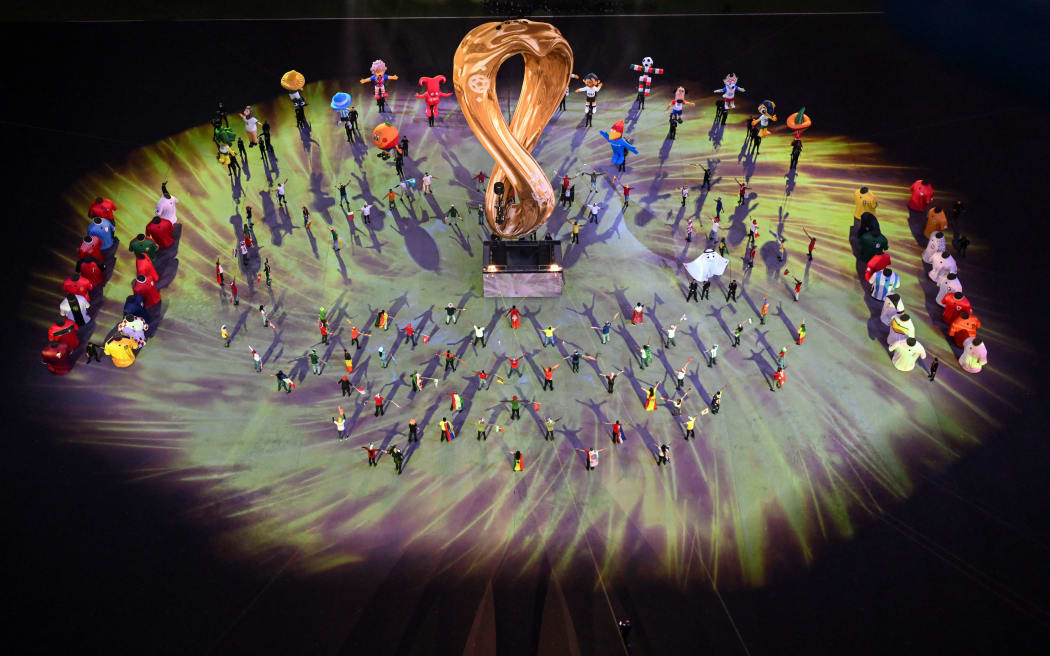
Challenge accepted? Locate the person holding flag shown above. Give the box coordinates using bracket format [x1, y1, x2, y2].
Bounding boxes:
[510, 450, 524, 471]
[682, 410, 709, 440]
[644, 387, 659, 412]
[333, 406, 348, 440]
[661, 389, 691, 415]
[506, 305, 521, 329]
[345, 321, 371, 349]
[448, 392, 465, 413]
[575, 447, 606, 471]
[674, 357, 694, 391]
[249, 345, 262, 372]
[439, 417, 456, 442]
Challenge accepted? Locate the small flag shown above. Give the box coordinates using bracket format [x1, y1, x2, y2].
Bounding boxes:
[533, 402, 541, 412]
[449, 393, 463, 411]
[495, 376, 505, 384]
[784, 269, 790, 275]
[422, 334, 430, 345]
[257, 273, 262, 282]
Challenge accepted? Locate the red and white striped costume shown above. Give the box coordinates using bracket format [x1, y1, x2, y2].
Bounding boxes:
[630, 62, 664, 97]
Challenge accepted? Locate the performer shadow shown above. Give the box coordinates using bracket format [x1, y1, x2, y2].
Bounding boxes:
[752, 328, 780, 363]
[784, 169, 797, 196]
[773, 303, 797, 343]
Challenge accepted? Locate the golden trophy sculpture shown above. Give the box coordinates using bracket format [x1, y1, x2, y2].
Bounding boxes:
[453, 20, 574, 239]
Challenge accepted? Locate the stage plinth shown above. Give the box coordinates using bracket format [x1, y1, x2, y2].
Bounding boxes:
[482, 239, 563, 298]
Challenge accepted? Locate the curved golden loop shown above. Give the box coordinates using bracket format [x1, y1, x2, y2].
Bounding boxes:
[453, 20, 573, 238]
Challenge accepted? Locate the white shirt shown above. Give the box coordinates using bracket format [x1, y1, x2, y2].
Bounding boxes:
[277, 184, 285, 195]
[243, 116, 259, 133]
[362, 204, 372, 216]
[474, 326, 485, 337]
[709, 345, 719, 356]
[333, 416, 345, 430]
[156, 195, 179, 224]
[422, 174, 433, 186]
[681, 187, 689, 197]
[588, 203, 600, 215]
[577, 85, 600, 98]
[667, 326, 676, 338]
[60, 294, 90, 324]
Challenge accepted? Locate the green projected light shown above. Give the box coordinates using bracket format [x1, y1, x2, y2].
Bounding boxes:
[21, 82, 1029, 590]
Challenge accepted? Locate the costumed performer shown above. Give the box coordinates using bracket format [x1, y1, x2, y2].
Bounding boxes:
[880, 293, 904, 326]
[924, 206, 948, 239]
[598, 119, 638, 172]
[415, 76, 452, 126]
[42, 341, 74, 375]
[959, 336, 988, 374]
[908, 179, 934, 212]
[888, 336, 926, 372]
[886, 313, 915, 347]
[869, 267, 900, 301]
[936, 272, 962, 306]
[923, 231, 946, 263]
[104, 336, 138, 368]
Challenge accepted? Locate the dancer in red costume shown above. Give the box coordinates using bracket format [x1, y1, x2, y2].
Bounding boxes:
[62, 274, 93, 298]
[135, 253, 159, 284]
[507, 305, 521, 329]
[42, 341, 74, 375]
[415, 75, 453, 127]
[76, 256, 104, 287]
[864, 251, 891, 281]
[132, 274, 162, 307]
[941, 292, 972, 324]
[146, 216, 175, 249]
[631, 302, 645, 325]
[907, 179, 934, 212]
[78, 235, 103, 262]
[88, 196, 117, 222]
[48, 317, 80, 350]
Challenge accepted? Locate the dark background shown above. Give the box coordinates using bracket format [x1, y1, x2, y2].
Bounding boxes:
[6, 3, 1050, 653]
